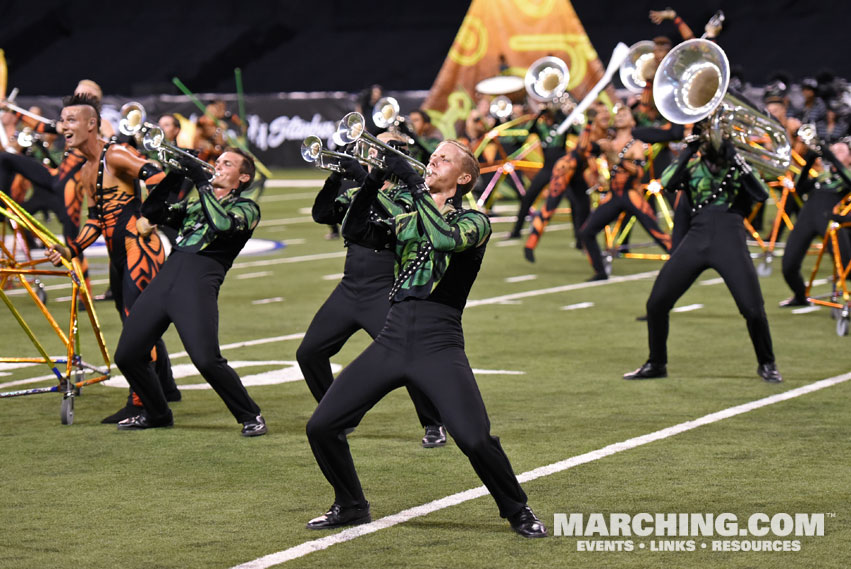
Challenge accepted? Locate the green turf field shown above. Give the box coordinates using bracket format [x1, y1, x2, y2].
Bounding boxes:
[1, 171, 848, 569]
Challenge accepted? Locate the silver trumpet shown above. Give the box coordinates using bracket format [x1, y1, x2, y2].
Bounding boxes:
[619, 40, 657, 94]
[489, 95, 513, 119]
[119, 102, 216, 179]
[796, 123, 819, 150]
[143, 126, 216, 178]
[653, 39, 791, 178]
[336, 112, 426, 175]
[372, 96, 402, 130]
[524, 56, 570, 104]
[300, 135, 352, 173]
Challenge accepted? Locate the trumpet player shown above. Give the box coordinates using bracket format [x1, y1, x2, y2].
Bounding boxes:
[523, 101, 611, 261]
[297, 132, 445, 447]
[305, 140, 547, 538]
[624, 130, 782, 383]
[111, 147, 266, 435]
[44, 93, 181, 422]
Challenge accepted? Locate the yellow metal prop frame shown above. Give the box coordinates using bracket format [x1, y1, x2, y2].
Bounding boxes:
[804, 196, 851, 336]
[0, 193, 110, 424]
[601, 182, 673, 274]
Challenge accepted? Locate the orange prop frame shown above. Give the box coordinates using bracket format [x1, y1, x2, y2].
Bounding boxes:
[0, 192, 110, 424]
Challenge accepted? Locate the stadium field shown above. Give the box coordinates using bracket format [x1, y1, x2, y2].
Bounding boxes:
[1, 170, 848, 569]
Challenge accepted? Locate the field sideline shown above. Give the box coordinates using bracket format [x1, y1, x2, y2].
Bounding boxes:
[1, 170, 848, 569]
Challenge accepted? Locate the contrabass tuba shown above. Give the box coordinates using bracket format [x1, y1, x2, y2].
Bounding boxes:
[653, 39, 791, 178]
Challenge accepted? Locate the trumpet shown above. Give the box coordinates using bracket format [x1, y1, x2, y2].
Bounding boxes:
[118, 101, 147, 136]
[524, 56, 570, 104]
[653, 39, 791, 178]
[489, 95, 513, 119]
[336, 112, 426, 175]
[797, 123, 819, 150]
[119, 102, 216, 179]
[300, 135, 353, 173]
[142, 126, 217, 178]
[619, 40, 657, 93]
[372, 96, 402, 130]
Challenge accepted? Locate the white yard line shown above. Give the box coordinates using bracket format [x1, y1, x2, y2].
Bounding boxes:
[465, 270, 659, 308]
[231, 371, 851, 569]
[264, 180, 324, 188]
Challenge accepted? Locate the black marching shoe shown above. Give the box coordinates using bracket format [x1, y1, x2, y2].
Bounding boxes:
[241, 415, 267, 437]
[757, 362, 783, 383]
[778, 296, 809, 308]
[523, 247, 536, 263]
[508, 506, 548, 538]
[306, 502, 371, 530]
[422, 425, 447, 448]
[116, 411, 173, 430]
[101, 404, 144, 424]
[587, 272, 608, 282]
[623, 361, 667, 380]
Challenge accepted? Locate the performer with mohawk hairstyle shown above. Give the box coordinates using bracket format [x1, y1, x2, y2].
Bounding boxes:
[45, 93, 180, 422]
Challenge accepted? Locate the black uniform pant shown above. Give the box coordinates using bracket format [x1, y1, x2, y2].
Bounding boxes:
[108, 204, 178, 404]
[579, 189, 671, 276]
[296, 245, 441, 426]
[511, 148, 565, 236]
[114, 251, 261, 423]
[782, 189, 850, 301]
[645, 207, 775, 366]
[306, 299, 528, 518]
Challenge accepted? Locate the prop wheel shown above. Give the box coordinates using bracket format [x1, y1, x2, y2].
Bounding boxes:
[35, 280, 47, 304]
[837, 317, 849, 337]
[603, 254, 613, 277]
[60, 395, 74, 425]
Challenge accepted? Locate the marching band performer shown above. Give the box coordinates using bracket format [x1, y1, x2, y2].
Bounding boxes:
[507, 106, 568, 239]
[305, 140, 547, 538]
[297, 132, 446, 448]
[45, 93, 180, 421]
[577, 104, 672, 280]
[111, 148, 267, 435]
[623, 131, 782, 383]
[523, 101, 611, 262]
[780, 137, 851, 307]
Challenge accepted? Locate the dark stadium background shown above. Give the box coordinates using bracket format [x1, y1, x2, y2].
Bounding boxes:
[1, 0, 847, 97]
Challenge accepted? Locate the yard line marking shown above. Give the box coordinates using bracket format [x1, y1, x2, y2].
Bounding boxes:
[252, 297, 285, 305]
[260, 216, 315, 226]
[3, 278, 110, 297]
[466, 270, 658, 308]
[505, 274, 537, 283]
[561, 301, 594, 311]
[672, 303, 703, 313]
[167, 333, 306, 360]
[260, 192, 317, 202]
[283, 238, 306, 245]
[230, 371, 851, 569]
[322, 273, 345, 281]
[264, 180, 324, 188]
[232, 251, 346, 270]
[236, 271, 272, 280]
[792, 306, 821, 314]
[699, 277, 724, 286]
